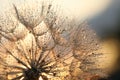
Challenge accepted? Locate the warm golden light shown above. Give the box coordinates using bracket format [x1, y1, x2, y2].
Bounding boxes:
[39, 76, 43, 80]
[52, 0, 112, 20]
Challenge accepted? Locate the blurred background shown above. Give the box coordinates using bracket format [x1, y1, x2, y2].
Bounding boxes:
[89, 0, 120, 80]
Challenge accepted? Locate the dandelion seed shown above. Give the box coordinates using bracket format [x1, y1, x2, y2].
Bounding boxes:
[0, 0, 116, 80]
